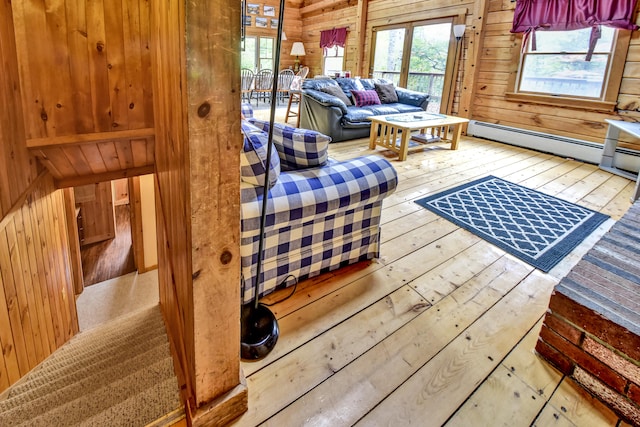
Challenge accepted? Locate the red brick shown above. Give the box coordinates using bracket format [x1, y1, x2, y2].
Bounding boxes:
[574, 367, 640, 426]
[544, 312, 583, 345]
[629, 383, 640, 406]
[583, 336, 640, 384]
[535, 337, 573, 375]
[540, 325, 628, 394]
[549, 292, 640, 361]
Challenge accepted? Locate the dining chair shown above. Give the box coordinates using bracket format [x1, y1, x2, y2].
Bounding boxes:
[296, 66, 309, 79]
[286, 75, 304, 127]
[241, 68, 254, 103]
[277, 69, 295, 105]
[253, 69, 274, 105]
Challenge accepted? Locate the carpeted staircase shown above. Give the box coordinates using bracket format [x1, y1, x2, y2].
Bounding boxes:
[0, 305, 182, 426]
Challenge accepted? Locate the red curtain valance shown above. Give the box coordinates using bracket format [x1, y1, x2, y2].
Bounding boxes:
[510, 0, 639, 59]
[320, 27, 348, 50]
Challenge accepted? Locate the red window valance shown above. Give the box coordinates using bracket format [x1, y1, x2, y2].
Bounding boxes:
[320, 27, 348, 51]
[510, 0, 639, 59]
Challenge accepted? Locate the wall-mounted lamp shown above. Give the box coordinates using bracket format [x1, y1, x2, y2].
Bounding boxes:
[290, 42, 306, 72]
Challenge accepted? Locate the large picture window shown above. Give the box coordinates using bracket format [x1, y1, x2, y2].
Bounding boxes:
[507, 27, 631, 111]
[518, 27, 615, 99]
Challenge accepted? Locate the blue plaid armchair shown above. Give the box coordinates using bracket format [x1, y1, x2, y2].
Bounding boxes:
[240, 104, 398, 303]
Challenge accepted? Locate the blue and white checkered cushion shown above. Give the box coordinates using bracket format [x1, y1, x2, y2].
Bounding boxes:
[250, 119, 331, 171]
[241, 102, 254, 119]
[240, 121, 280, 188]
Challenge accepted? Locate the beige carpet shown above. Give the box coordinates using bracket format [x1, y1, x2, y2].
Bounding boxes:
[0, 304, 181, 426]
[76, 270, 160, 332]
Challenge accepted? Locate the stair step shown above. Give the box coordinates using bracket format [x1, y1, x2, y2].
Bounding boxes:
[1, 337, 171, 408]
[6, 357, 177, 427]
[8, 324, 168, 396]
[0, 305, 180, 426]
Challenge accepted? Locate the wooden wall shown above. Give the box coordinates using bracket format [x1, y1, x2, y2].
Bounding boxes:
[245, 0, 303, 71]
[472, 0, 640, 145]
[151, 0, 247, 424]
[0, 2, 77, 393]
[300, 0, 639, 145]
[12, 0, 154, 138]
[11, 0, 155, 186]
[300, 0, 478, 110]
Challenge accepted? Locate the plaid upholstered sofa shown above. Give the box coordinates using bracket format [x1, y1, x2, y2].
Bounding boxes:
[240, 104, 398, 303]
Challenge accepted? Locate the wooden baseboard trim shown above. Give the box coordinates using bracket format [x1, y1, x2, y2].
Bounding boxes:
[190, 378, 248, 427]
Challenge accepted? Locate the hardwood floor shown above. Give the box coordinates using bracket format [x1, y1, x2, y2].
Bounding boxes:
[81, 204, 137, 286]
[231, 134, 635, 426]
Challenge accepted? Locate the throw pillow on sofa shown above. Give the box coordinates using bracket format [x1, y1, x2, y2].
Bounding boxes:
[374, 83, 399, 104]
[320, 85, 353, 106]
[251, 120, 331, 171]
[240, 121, 280, 188]
[351, 89, 381, 107]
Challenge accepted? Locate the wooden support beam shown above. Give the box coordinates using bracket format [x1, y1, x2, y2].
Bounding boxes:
[26, 128, 155, 148]
[354, 0, 368, 77]
[458, 0, 489, 124]
[300, 0, 348, 16]
[54, 165, 155, 189]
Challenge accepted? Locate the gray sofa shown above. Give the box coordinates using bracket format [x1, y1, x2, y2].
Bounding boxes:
[300, 77, 430, 142]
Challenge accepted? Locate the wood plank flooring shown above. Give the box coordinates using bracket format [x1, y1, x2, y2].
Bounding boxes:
[231, 130, 634, 427]
[81, 204, 136, 286]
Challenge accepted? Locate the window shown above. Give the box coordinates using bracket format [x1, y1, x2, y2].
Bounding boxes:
[507, 27, 631, 111]
[241, 36, 274, 71]
[323, 45, 344, 76]
[370, 19, 457, 114]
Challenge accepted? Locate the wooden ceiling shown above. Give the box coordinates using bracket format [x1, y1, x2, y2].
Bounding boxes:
[26, 130, 155, 188]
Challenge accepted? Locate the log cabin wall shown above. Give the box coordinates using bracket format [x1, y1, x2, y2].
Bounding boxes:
[11, 0, 155, 186]
[300, 0, 638, 147]
[244, 0, 304, 71]
[472, 1, 640, 146]
[299, 0, 480, 110]
[151, 0, 247, 424]
[0, 2, 78, 393]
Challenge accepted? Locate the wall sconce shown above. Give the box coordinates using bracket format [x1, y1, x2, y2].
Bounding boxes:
[453, 24, 466, 41]
[290, 42, 306, 72]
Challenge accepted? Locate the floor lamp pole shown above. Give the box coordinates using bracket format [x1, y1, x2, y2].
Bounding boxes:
[240, 0, 287, 361]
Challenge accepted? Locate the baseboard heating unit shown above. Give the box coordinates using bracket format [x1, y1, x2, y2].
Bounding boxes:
[467, 120, 640, 174]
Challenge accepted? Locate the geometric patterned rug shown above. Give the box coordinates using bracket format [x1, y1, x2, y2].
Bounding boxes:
[415, 176, 609, 272]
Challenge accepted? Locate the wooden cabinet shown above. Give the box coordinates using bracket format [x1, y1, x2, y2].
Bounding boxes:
[74, 182, 116, 247]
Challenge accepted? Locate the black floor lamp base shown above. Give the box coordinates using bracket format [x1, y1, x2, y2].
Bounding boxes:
[240, 303, 279, 361]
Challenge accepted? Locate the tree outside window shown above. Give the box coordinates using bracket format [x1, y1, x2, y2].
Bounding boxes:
[507, 26, 631, 111]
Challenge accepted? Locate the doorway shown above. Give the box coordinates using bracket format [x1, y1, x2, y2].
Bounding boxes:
[370, 18, 457, 114]
[77, 179, 136, 286]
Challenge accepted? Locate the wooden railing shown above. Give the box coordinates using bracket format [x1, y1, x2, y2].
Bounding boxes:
[372, 70, 445, 110]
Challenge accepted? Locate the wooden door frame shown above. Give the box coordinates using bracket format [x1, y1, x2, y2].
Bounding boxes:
[128, 176, 146, 273]
[368, 15, 466, 114]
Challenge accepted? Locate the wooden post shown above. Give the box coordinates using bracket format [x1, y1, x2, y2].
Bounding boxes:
[150, 0, 247, 424]
[354, 0, 369, 77]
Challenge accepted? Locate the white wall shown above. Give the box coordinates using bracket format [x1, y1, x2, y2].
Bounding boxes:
[140, 174, 158, 269]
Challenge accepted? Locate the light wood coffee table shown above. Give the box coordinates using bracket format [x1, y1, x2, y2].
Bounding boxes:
[368, 112, 470, 161]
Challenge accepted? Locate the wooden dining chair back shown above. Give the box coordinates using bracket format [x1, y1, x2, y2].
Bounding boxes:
[277, 69, 295, 104]
[296, 66, 309, 79]
[241, 68, 254, 103]
[253, 69, 274, 105]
